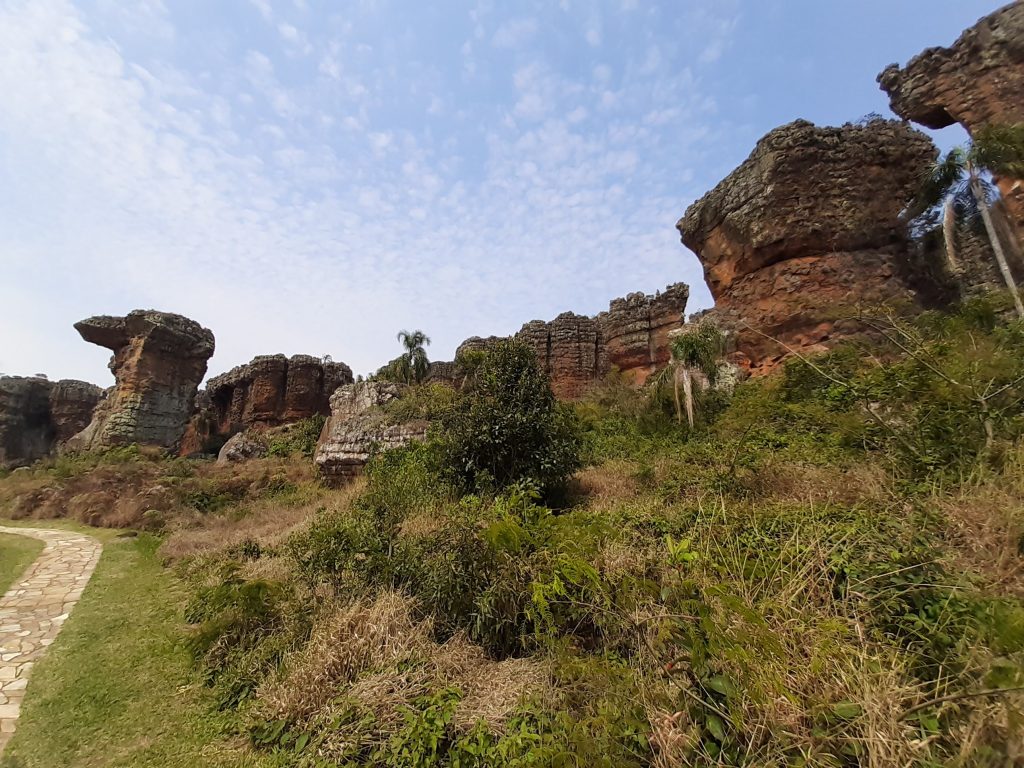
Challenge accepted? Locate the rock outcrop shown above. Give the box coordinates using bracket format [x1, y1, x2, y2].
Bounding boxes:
[879, 2, 1024, 263]
[451, 284, 689, 399]
[314, 381, 427, 483]
[678, 119, 938, 374]
[597, 283, 691, 385]
[0, 377, 103, 468]
[205, 354, 352, 436]
[67, 310, 215, 451]
[878, 3, 1024, 134]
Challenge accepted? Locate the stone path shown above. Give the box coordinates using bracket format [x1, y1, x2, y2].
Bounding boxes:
[0, 526, 102, 755]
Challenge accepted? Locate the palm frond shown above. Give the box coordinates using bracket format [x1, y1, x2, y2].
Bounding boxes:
[915, 148, 967, 213]
[972, 123, 1024, 178]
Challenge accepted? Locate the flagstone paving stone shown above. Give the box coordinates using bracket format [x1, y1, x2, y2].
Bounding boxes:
[0, 526, 101, 755]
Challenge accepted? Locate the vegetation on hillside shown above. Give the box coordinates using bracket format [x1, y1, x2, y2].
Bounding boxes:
[157, 299, 1024, 766]
[3, 300, 1024, 765]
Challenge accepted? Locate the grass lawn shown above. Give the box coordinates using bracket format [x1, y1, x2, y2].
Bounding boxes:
[0, 528, 272, 768]
[0, 533, 44, 595]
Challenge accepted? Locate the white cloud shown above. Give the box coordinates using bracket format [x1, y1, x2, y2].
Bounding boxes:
[0, 0, 719, 386]
[492, 17, 538, 49]
[249, 0, 272, 22]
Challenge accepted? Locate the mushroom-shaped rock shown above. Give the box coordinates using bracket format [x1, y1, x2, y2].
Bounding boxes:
[677, 120, 939, 375]
[68, 310, 215, 451]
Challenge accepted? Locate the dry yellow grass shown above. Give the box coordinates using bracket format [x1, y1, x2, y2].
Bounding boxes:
[258, 591, 549, 759]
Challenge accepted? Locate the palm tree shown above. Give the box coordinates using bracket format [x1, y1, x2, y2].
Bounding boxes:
[670, 323, 724, 430]
[916, 124, 1024, 318]
[395, 329, 431, 384]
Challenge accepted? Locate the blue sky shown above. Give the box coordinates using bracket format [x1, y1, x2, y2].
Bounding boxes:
[0, 0, 998, 384]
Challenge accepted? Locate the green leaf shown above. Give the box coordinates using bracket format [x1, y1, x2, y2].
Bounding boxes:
[706, 714, 727, 742]
[294, 732, 310, 752]
[831, 701, 863, 720]
[705, 674, 737, 698]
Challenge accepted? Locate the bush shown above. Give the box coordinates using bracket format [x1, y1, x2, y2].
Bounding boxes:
[266, 415, 326, 459]
[431, 339, 583, 497]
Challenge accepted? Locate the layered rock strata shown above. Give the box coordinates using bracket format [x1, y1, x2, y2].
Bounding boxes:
[453, 284, 689, 399]
[205, 354, 352, 436]
[67, 311, 214, 451]
[314, 381, 427, 483]
[0, 377, 103, 468]
[677, 119, 938, 374]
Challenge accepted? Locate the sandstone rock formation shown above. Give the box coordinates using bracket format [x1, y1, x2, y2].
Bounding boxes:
[879, 3, 1024, 275]
[314, 381, 427, 483]
[0, 377, 103, 468]
[677, 119, 938, 374]
[451, 284, 689, 399]
[49, 380, 105, 444]
[597, 283, 691, 385]
[205, 354, 352, 436]
[878, 3, 1023, 135]
[67, 310, 215, 451]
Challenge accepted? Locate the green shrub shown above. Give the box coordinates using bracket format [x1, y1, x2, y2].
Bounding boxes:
[431, 339, 583, 497]
[266, 415, 326, 458]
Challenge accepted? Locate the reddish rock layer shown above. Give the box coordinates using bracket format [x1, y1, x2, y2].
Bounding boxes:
[452, 284, 689, 399]
[68, 310, 214, 451]
[677, 120, 937, 374]
[205, 354, 352, 437]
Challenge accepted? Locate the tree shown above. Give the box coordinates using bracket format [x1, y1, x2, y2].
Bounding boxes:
[916, 123, 1024, 318]
[433, 339, 582, 496]
[669, 323, 724, 429]
[394, 329, 431, 385]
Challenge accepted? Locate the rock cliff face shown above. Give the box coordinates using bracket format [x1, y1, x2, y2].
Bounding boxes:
[205, 354, 352, 436]
[452, 284, 689, 399]
[0, 377, 103, 468]
[678, 119, 937, 374]
[597, 283, 691, 385]
[314, 381, 427, 483]
[67, 310, 215, 451]
[879, 3, 1024, 239]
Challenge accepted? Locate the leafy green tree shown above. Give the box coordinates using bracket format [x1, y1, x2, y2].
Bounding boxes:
[670, 323, 725, 429]
[433, 339, 582, 496]
[916, 123, 1024, 317]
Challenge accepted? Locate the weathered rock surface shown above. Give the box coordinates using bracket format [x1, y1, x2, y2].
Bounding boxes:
[205, 354, 352, 437]
[217, 431, 269, 464]
[879, 3, 1024, 261]
[677, 120, 938, 374]
[878, 3, 1024, 133]
[0, 377, 103, 468]
[447, 284, 689, 399]
[597, 283, 691, 386]
[49, 380, 105, 443]
[314, 381, 427, 483]
[67, 310, 215, 451]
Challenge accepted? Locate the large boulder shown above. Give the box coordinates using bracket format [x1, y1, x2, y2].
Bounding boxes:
[677, 119, 939, 374]
[0, 377, 102, 468]
[314, 381, 427, 484]
[217, 431, 269, 464]
[67, 310, 215, 451]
